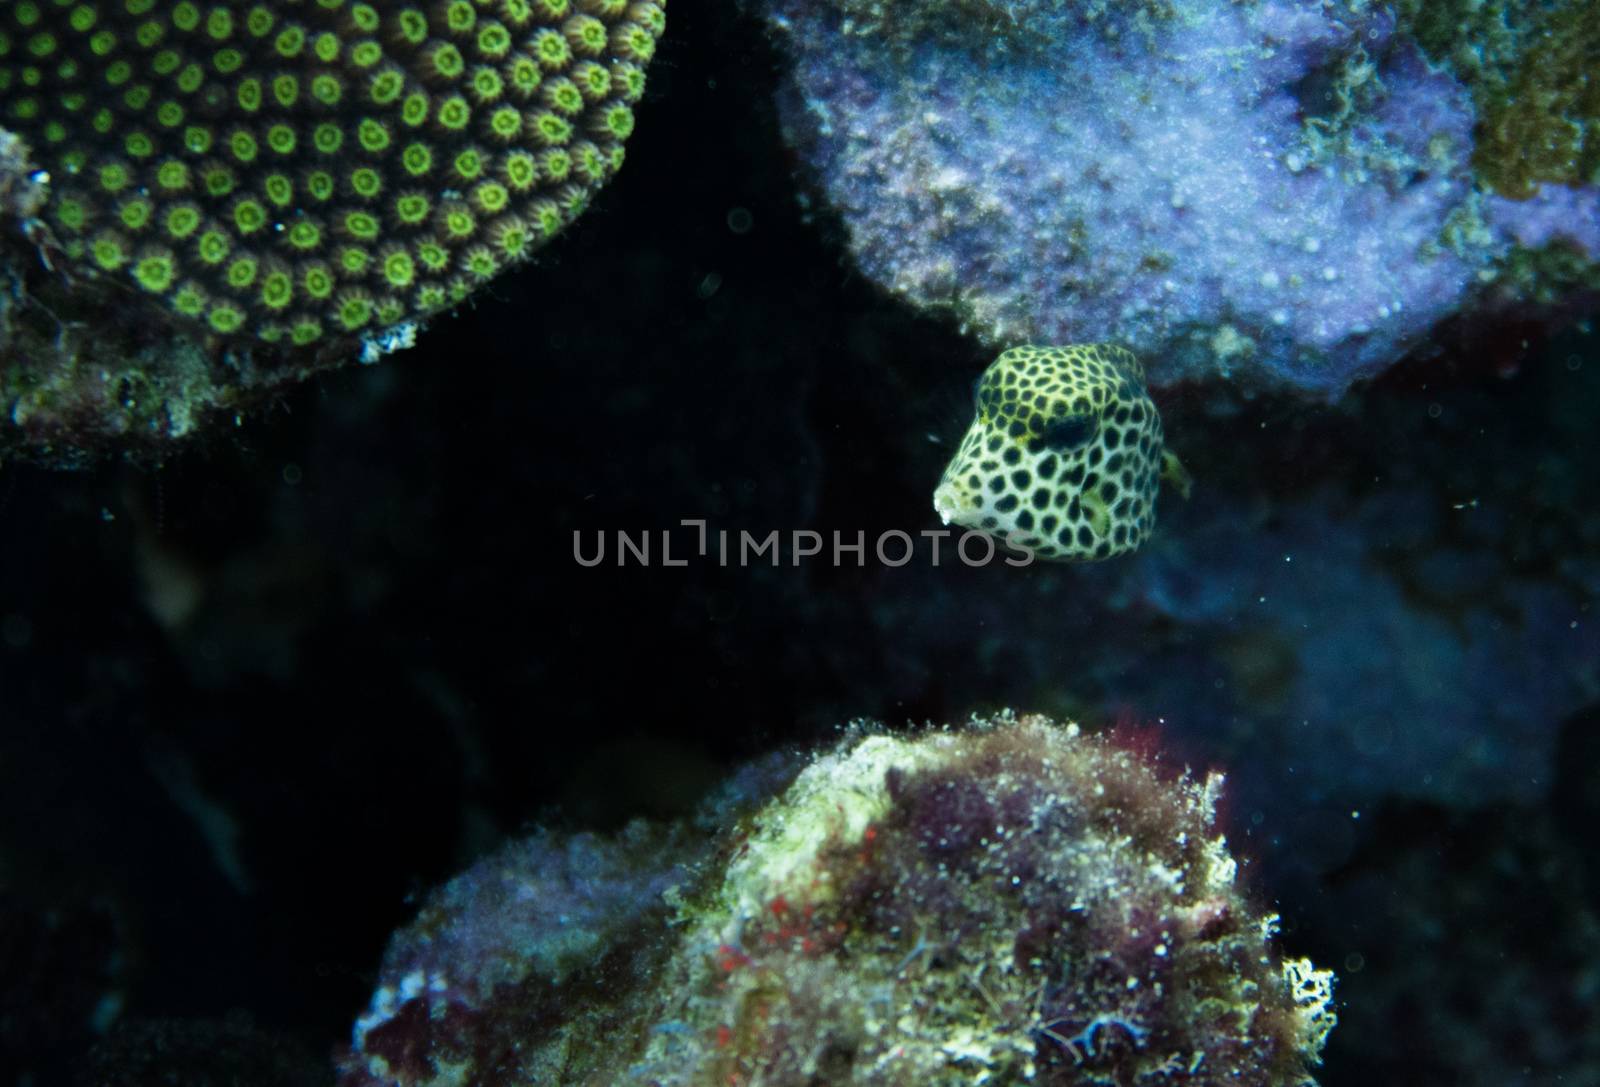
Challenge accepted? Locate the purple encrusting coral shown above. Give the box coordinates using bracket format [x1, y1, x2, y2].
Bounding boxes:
[1487, 185, 1600, 255]
[761, 0, 1600, 398]
[342, 822, 705, 1086]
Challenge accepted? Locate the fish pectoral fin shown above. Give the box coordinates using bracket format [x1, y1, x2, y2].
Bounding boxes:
[1081, 491, 1111, 537]
[1161, 448, 1193, 501]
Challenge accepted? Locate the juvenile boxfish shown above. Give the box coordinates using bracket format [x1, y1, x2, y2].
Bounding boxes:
[934, 344, 1191, 561]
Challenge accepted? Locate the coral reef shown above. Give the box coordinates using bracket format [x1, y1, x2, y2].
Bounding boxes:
[340, 715, 1336, 1086]
[0, 0, 664, 464]
[758, 0, 1600, 398]
[2, 123, 358, 464]
[1397, 0, 1599, 200]
[1, 0, 660, 345]
[1, 167, 273, 466]
[0, 14, 1593, 1078]
[342, 818, 710, 1086]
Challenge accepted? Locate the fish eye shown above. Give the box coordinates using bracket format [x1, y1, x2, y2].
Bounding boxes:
[1040, 414, 1097, 450]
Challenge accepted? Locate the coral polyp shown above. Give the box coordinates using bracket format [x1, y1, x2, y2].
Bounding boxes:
[0, 0, 665, 348]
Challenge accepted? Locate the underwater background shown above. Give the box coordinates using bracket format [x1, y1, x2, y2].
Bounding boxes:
[2, 0, 1598, 1083]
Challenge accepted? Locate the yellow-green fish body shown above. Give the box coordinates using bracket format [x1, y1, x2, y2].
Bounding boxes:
[934, 344, 1190, 562]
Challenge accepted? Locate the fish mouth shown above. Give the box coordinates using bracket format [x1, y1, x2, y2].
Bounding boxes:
[932, 481, 966, 526]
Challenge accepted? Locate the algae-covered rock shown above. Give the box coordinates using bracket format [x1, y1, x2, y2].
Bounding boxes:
[1397, 0, 1599, 200]
[340, 714, 1335, 1086]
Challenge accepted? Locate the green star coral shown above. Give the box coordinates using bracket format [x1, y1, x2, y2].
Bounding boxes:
[0, 0, 665, 346]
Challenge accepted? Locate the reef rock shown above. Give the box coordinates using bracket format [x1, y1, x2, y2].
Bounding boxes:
[760, 0, 1600, 398]
[340, 714, 1336, 1086]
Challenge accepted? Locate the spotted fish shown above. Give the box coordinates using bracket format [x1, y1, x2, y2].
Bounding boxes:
[933, 344, 1191, 561]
